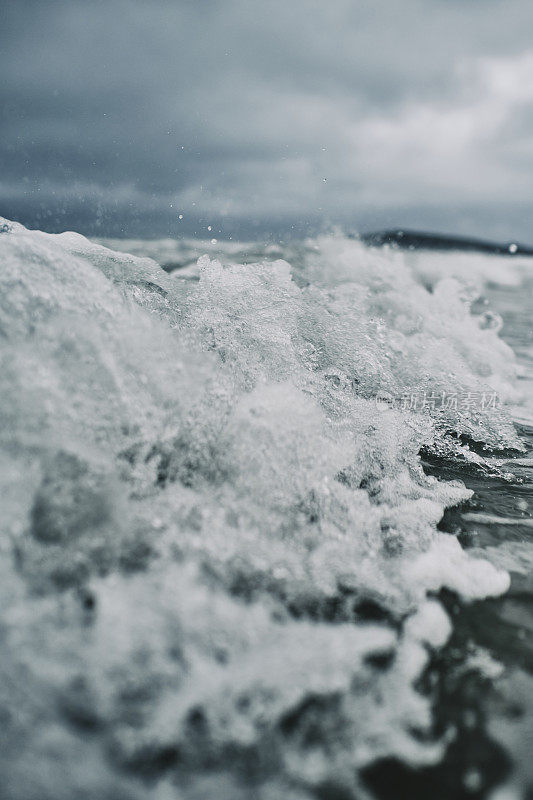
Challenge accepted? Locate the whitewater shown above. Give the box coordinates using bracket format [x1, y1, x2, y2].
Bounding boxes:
[0, 217, 532, 799]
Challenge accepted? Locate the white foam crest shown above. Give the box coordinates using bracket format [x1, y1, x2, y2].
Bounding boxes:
[0, 218, 521, 798]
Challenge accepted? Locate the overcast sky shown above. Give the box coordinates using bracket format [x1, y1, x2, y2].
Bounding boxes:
[2, 0, 533, 240]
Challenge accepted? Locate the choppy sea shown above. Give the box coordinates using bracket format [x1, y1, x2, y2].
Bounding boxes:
[1, 218, 532, 799]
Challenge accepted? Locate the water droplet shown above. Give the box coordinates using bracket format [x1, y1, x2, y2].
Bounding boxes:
[463, 768, 482, 792]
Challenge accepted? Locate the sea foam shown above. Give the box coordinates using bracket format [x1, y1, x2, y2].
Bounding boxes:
[0, 218, 522, 798]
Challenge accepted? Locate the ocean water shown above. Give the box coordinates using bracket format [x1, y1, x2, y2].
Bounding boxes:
[0, 217, 532, 799]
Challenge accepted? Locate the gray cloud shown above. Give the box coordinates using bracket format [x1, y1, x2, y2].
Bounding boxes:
[2, 0, 533, 239]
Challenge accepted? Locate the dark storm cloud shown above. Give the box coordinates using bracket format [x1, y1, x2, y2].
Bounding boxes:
[2, 0, 533, 238]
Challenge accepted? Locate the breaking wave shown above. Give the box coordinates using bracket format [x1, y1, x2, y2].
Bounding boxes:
[0, 217, 528, 799]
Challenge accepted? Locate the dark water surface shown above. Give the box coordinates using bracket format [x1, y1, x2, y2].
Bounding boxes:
[367, 272, 533, 800]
